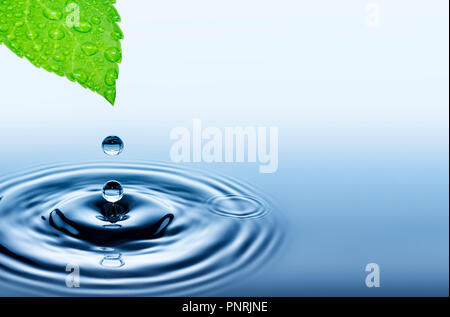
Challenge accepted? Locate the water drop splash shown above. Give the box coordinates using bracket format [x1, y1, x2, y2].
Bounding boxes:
[102, 180, 123, 203]
[102, 135, 124, 156]
[0, 162, 283, 296]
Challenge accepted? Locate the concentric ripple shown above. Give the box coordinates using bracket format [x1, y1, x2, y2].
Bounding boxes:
[0, 162, 284, 296]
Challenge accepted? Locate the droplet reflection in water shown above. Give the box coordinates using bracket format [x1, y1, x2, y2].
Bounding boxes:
[102, 136, 124, 156]
[100, 253, 125, 268]
[102, 180, 123, 203]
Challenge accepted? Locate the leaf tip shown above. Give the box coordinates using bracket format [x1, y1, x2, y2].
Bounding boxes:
[104, 88, 117, 105]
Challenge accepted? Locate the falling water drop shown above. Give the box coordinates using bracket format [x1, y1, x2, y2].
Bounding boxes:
[102, 135, 124, 156]
[102, 180, 123, 203]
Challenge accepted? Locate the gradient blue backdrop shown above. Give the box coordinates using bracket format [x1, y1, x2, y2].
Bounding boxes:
[0, 0, 448, 296]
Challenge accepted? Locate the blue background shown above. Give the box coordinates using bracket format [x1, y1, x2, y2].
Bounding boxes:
[0, 0, 448, 296]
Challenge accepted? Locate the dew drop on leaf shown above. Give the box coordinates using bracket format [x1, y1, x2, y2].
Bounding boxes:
[104, 47, 121, 63]
[50, 64, 60, 72]
[105, 68, 118, 86]
[32, 44, 42, 52]
[107, 7, 121, 23]
[81, 42, 98, 56]
[52, 53, 64, 62]
[42, 9, 62, 21]
[48, 28, 65, 40]
[26, 31, 39, 40]
[104, 88, 116, 104]
[73, 69, 88, 84]
[91, 16, 101, 25]
[74, 21, 92, 33]
[111, 24, 123, 40]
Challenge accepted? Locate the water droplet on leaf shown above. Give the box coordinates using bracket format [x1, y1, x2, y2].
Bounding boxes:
[104, 88, 116, 104]
[104, 47, 121, 63]
[26, 31, 39, 40]
[42, 9, 62, 21]
[48, 28, 65, 40]
[91, 16, 101, 25]
[81, 42, 98, 56]
[74, 21, 92, 33]
[52, 53, 64, 62]
[73, 69, 88, 84]
[111, 24, 123, 40]
[105, 68, 118, 86]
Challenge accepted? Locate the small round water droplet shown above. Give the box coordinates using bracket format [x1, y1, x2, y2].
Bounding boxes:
[102, 180, 123, 203]
[26, 31, 39, 40]
[102, 135, 123, 156]
[104, 88, 116, 104]
[33, 44, 42, 52]
[81, 42, 98, 56]
[111, 24, 123, 40]
[50, 64, 60, 73]
[74, 21, 92, 33]
[104, 68, 118, 86]
[72, 69, 88, 84]
[107, 7, 121, 22]
[91, 16, 101, 25]
[48, 28, 65, 40]
[104, 47, 121, 63]
[25, 52, 35, 61]
[42, 9, 62, 21]
[52, 53, 64, 62]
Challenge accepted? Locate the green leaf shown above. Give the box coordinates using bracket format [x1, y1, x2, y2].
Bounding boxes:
[0, 0, 123, 105]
